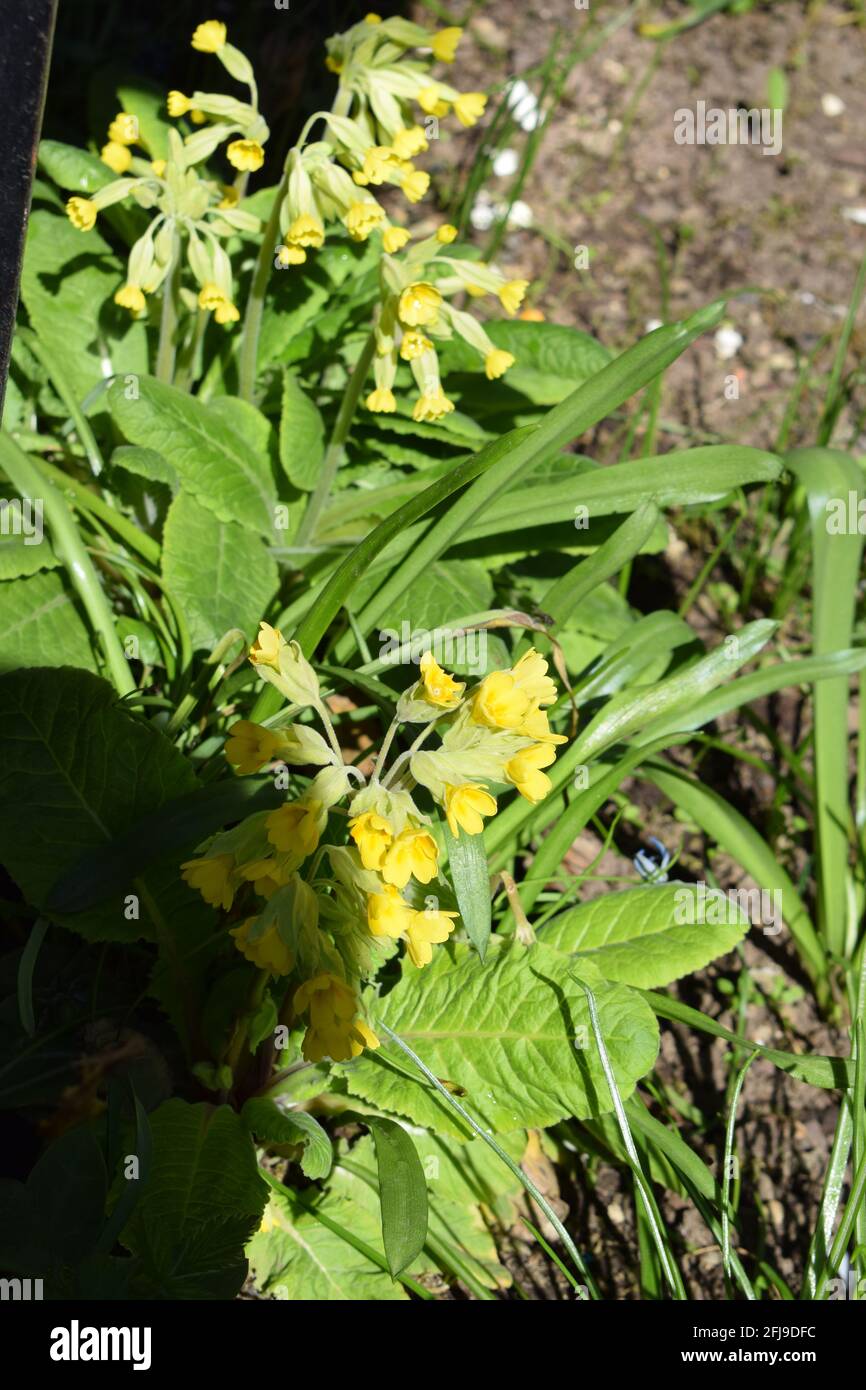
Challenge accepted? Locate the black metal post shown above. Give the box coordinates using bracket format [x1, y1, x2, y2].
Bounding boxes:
[0, 0, 58, 422]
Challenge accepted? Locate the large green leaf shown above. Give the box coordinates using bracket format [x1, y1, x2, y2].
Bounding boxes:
[279, 370, 324, 491]
[161, 492, 279, 650]
[0, 531, 59, 580]
[121, 1099, 267, 1299]
[108, 376, 277, 536]
[0, 572, 96, 672]
[21, 209, 148, 403]
[0, 667, 198, 939]
[340, 941, 659, 1136]
[540, 883, 748, 987]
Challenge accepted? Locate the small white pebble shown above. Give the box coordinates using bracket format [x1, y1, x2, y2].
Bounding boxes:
[797, 290, 817, 304]
[842, 206, 866, 225]
[645, 318, 663, 333]
[821, 93, 845, 117]
[714, 324, 744, 360]
[492, 147, 519, 177]
[506, 78, 541, 132]
[469, 195, 496, 231]
[507, 199, 533, 227]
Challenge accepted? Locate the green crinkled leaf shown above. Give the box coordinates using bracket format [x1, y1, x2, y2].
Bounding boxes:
[161, 491, 279, 650]
[108, 376, 277, 536]
[0, 525, 59, 579]
[241, 1098, 333, 1180]
[340, 941, 659, 1136]
[121, 1099, 267, 1300]
[0, 667, 198, 939]
[21, 208, 148, 403]
[279, 370, 325, 491]
[540, 883, 749, 988]
[0, 571, 96, 672]
[111, 444, 178, 489]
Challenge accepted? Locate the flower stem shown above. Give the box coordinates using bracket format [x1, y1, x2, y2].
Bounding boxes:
[238, 168, 289, 403]
[294, 328, 376, 547]
[155, 235, 181, 384]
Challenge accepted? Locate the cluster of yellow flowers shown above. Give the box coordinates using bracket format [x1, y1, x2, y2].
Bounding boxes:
[64, 19, 265, 322]
[181, 624, 566, 1066]
[62, 14, 532, 412]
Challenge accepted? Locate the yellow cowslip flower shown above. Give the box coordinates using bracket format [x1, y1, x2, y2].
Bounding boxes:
[391, 126, 428, 159]
[345, 202, 385, 241]
[444, 783, 497, 837]
[215, 299, 240, 325]
[418, 87, 450, 118]
[522, 702, 568, 744]
[228, 139, 265, 172]
[114, 284, 146, 314]
[505, 743, 558, 803]
[512, 648, 558, 706]
[472, 670, 530, 730]
[219, 184, 239, 209]
[151, 158, 167, 176]
[454, 93, 487, 127]
[107, 112, 139, 145]
[398, 282, 441, 326]
[230, 917, 293, 975]
[198, 282, 226, 311]
[325, 55, 343, 74]
[250, 621, 283, 669]
[381, 828, 439, 889]
[405, 906, 458, 968]
[66, 196, 97, 231]
[349, 811, 393, 871]
[167, 90, 192, 118]
[101, 141, 132, 175]
[225, 720, 285, 774]
[413, 388, 455, 422]
[401, 168, 429, 203]
[367, 884, 415, 940]
[266, 801, 323, 858]
[293, 973, 379, 1063]
[192, 19, 227, 52]
[364, 11, 382, 22]
[485, 349, 515, 380]
[356, 146, 401, 186]
[420, 650, 465, 707]
[499, 279, 529, 315]
[399, 330, 432, 361]
[286, 213, 324, 247]
[366, 386, 397, 413]
[181, 853, 237, 910]
[190, 108, 207, 124]
[382, 225, 411, 254]
[432, 26, 463, 63]
[436, 223, 458, 244]
[277, 243, 306, 267]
